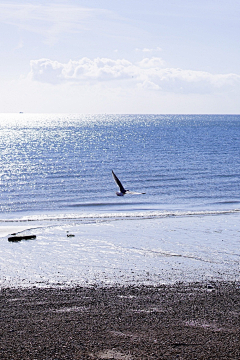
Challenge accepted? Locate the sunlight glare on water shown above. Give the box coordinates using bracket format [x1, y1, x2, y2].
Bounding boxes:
[0, 114, 239, 287]
[0, 113, 240, 216]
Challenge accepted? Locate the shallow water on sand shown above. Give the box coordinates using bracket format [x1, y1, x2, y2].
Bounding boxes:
[0, 213, 239, 287]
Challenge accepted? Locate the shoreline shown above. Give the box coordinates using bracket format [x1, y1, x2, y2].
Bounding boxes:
[0, 213, 239, 288]
[1, 281, 239, 359]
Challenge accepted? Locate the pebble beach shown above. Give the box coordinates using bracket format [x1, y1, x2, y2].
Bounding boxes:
[1, 281, 239, 359]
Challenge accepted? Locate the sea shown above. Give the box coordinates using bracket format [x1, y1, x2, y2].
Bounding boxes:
[0, 114, 239, 287]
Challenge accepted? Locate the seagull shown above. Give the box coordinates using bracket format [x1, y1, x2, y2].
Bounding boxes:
[112, 170, 146, 196]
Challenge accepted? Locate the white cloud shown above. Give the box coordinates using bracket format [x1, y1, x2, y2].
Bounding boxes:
[30, 58, 135, 84]
[138, 80, 161, 90]
[29, 57, 240, 94]
[138, 57, 165, 68]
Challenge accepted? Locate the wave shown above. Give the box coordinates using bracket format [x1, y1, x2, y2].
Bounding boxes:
[213, 200, 240, 205]
[0, 208, 239, 224]
[130, 247, 223, 264]
[69, 201, 150, 207]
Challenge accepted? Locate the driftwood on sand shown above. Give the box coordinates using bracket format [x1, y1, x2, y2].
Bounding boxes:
[8, 234, 37, 242]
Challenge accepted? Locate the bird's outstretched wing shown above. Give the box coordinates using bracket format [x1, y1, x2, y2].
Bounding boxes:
[127, 191, 146, 195]
[112, 170, 126, 193]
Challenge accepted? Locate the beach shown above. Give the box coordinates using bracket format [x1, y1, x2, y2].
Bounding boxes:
[1, 281, 239, 359]
[0, 114, 240, 359]
[0, 215, 239, 359]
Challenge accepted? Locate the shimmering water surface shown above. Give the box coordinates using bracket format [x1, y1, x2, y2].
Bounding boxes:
[0, 114, 239, 287]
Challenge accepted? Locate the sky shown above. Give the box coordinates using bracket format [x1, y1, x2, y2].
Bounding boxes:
[0, 0, 240, 114]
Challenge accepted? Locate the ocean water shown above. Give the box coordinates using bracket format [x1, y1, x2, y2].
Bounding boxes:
[0, 114, 239, 287]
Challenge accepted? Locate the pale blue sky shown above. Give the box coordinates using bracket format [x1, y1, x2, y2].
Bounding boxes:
[0, 0, 240, 113]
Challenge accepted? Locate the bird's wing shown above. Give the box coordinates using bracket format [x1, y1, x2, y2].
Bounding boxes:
[127, 191, 146, 195]
[112, 170, 126, 192]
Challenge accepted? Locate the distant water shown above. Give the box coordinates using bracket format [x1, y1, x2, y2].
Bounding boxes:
[0, 114, 239, 221]
[0, 114, 239, 287]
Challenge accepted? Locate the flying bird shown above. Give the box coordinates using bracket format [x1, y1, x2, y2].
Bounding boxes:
[112, 170, 146, 196]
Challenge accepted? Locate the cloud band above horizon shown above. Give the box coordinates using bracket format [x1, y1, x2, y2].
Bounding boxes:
[29, 57, 240, 94]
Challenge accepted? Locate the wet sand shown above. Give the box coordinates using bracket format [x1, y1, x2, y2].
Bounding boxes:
[0, 281, 239, 359]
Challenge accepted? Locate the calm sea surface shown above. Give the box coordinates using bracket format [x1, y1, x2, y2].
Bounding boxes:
[0, 114, 239, 220]
[0, 114, 239, 287]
